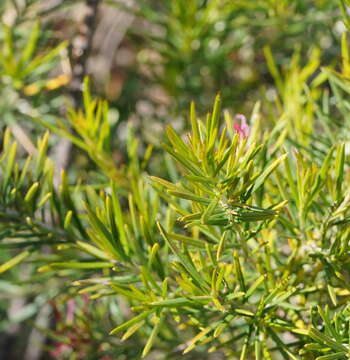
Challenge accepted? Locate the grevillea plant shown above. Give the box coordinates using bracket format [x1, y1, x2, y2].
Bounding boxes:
[2, 10, 350, 356]
[1, 72, 350, 358]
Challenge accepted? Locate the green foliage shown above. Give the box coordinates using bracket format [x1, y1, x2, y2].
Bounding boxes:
[1, 1, 350, 359]
[0, 0, 70, 161]
[1, 69, 350, 357]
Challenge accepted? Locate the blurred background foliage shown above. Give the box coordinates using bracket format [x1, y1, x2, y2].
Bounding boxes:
[0, 0, 344, 140]
[0, 0, 344, 181]
[1, 0, 350, 359]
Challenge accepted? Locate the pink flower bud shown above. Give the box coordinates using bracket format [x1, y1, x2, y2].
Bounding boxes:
[234, 114, 250, 138]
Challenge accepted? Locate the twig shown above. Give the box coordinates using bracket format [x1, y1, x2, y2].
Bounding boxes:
[52, 0, 101, 188]
[9, 124, 37, 156]
[70, 0, 101, 106]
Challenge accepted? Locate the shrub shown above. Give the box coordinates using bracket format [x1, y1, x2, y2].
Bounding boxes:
[1, 1, 350, 359]
[1, 64, 350, 358]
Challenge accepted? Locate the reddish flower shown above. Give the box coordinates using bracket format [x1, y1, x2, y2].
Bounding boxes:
[234, 114, 250, 138]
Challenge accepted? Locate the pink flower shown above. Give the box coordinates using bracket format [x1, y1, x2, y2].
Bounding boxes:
[234, 114, 249, 138]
